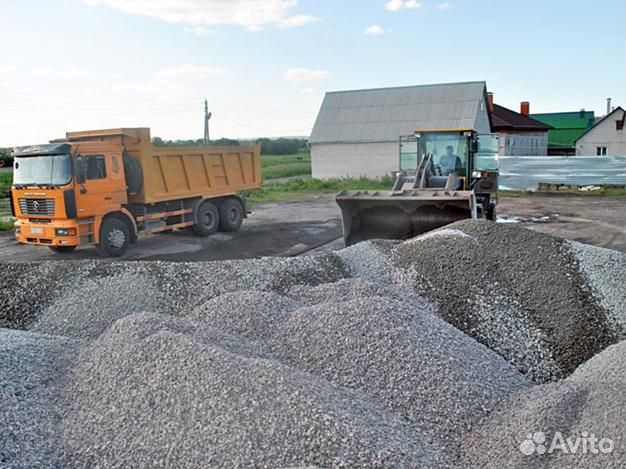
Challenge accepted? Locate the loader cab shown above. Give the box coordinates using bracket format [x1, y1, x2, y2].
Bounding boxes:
[400, 130, 474, 188]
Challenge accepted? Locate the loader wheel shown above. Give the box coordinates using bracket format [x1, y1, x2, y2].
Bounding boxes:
[192, 201, 219, 237]
[98, 217, 130, 257]
[486, 203, 496, 221]
[219, 198, 243, 232]
[48, 246, 77, 253]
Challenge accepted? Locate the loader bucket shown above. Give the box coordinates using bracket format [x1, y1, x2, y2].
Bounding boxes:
[336, 189, 476, 246]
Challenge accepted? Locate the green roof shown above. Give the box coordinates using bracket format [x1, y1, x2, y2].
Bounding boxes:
[531, 111, 595, 148]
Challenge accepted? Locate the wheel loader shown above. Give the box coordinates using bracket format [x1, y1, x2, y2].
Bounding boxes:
[336, 130, 499, 246]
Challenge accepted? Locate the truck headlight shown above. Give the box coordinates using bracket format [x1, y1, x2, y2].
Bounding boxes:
[472, 170, 482, 178]
[55, 228, 77, 236]
[15, 226, 20, 234]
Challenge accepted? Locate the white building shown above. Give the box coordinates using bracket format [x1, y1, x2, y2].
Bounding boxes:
[575, 107, 625, 156]
[309, 81, 491, 179]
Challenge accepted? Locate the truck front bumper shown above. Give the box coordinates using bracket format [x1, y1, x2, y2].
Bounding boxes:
[14, 220, 82, 247]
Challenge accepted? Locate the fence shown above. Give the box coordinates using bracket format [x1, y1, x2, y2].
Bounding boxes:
[498, 155, 626, 191]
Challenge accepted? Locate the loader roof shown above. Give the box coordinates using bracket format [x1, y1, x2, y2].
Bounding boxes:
[310, 81, 491, 144]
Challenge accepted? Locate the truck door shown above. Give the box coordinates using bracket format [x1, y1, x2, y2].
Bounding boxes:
[74, 152, 125, 220]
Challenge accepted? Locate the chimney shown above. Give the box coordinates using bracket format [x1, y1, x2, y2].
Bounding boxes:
[487, 92, 494, 112]
[520, 101, 530, 117]
[607, 97, 612, 115]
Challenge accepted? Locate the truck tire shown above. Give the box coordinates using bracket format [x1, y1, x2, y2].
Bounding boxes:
[219, 198, 244, 232]
[98, 217, 130, 257]
[192, 201, 219, 237]
[486, 202, 496, 221]
[48, 246, 77, 253]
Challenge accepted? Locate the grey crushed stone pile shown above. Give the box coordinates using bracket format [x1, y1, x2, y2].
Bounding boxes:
[63, 312, 449, 469]
[391, 220, 617, 381]
[186, 290, 300, 343]
[0, 328, 80, 469]
[568, 240, 626, 334]
[0, 220, 624, 468]
[458, 340, 626, 469]
[266, 297, 530, 447]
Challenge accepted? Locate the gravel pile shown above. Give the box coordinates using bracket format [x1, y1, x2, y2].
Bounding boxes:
[6, 254, 347, 341]
[458, 340, 626, 469]
[335, 239, 398, 283]
[568, 240, 626, 335]
[1, 220, 623, 468]
[0, 328, 80, 469]
[286, 278, 427, 308]
[391, 220, 617, 381]
[63, 312, 449, 469]
[267, 297, 529, 447]
[186, 290, 300, 343]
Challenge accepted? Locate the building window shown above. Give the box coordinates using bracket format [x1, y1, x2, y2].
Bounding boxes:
[85, 155, 107, 179]
[617, 120, 624, 131]
[596, 147, 607, 156]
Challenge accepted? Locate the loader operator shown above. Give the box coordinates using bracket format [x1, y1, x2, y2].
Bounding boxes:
[439, 146, 464, 176]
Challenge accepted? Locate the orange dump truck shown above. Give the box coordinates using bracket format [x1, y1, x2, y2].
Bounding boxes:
[10, 127, 261, 257]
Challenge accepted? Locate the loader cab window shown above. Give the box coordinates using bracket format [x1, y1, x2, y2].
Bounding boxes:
[85, 154, 107, 180]
[417, 132, 469, 177]
[475, 134, 499, 171]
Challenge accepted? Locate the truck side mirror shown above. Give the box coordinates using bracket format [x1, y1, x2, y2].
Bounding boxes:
[75, 155, 86, 184]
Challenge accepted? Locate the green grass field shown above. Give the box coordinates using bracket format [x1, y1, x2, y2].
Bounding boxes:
[262, 152, 311, 180]
[243, 175, 394, 204]
[0, 173, 12, 199]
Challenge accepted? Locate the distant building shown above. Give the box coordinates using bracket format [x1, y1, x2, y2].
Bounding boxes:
[531, 110, 595, 155]
[575, 106, 625, 156]
[309, 81, 491, 179]
[488, 95, 551, 155]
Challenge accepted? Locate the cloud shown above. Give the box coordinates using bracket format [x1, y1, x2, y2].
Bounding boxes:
[280, 14, 319, 28]
[84, 0, 319, 31]
[438, 2, 451, 8]
[33, 67, 53, 76]
[284, 68, 330, 82]
[59, 68, 90, 78]
[183, 25, 216, 36]
[365, 24, 387, 35]
[156, 64, 226, 79]
[385, 0, 421, 11]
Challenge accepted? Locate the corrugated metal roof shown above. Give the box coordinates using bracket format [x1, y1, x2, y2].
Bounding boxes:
[309, 81, 488, 144]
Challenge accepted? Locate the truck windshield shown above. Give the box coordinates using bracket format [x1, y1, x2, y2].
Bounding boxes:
[13, 153, 73, 186]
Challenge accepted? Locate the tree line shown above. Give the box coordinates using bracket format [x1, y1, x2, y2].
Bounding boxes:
[152, 136, 309, 155]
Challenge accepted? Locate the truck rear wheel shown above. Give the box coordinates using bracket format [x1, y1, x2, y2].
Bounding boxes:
[48, 246, 77, 253]
[192, 201, 219, 237]
[219, 198, 243, 232]
[486, 202, 496, 221]
[98, 217, 130, 257]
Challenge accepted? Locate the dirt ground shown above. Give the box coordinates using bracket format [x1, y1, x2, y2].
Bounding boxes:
[0, 194, 623, 262]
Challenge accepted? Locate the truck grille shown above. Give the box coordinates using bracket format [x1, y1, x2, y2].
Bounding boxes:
[18, 198, 55, 216]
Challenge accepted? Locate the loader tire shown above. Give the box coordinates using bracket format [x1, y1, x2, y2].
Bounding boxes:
[192, 201, 219, 237]
[48, 246, 77, 253]
[219, 198, 243, 232]
[98, 217, 130, 257]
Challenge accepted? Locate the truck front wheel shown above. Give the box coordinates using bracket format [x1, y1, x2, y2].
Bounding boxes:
[219, 198, 243, 232]
[98, 217, 130, 257]
[192, 201, 219, 237]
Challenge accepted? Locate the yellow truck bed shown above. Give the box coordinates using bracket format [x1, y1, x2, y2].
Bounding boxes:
[65, 128, 262, 205]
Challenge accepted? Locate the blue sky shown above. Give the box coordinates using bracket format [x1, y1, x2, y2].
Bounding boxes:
[0, 0, 624, 146]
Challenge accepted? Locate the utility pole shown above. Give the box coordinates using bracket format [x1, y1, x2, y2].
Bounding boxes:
[203, 99, 212, 145]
